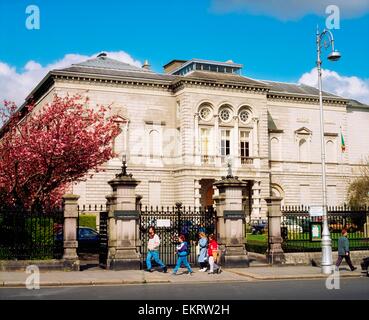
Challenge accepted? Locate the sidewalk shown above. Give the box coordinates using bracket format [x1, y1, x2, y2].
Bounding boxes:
[0, 265, 363, 288]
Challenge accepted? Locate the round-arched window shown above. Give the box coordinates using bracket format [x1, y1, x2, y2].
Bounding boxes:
[219, 107, 232, 122]
[239, 109, 250, 124]
[199, 105, 213, 121]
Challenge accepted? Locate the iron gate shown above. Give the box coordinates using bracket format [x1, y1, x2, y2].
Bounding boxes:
[139, 205, 217, 268]
[99, 211, 108, 268]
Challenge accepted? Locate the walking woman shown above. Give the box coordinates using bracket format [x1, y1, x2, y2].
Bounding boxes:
[208, 233, 221, 274]
[335, 229, 357, 271]
[198, 232, 208, 272]
[146, 226, 167, 273]
[172, 234, 194, 275]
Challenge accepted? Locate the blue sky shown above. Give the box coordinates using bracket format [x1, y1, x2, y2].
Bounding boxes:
[0, 0, 368, 103]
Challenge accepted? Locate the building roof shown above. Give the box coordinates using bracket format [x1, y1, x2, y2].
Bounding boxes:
[182, 70, 267, 88]
[68, 55, 153, 73]
[261, 80, 344, 100]
[56, 55, 176, 83]
[347, 99, 369, 108]
[21, 54, 352, 112]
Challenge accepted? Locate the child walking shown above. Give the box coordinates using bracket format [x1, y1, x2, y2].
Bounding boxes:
[208, 233, 221, 274]
[172, 234, 194, 275]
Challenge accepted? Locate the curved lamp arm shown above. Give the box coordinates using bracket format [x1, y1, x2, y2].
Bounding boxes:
[318, 29, 336, 52]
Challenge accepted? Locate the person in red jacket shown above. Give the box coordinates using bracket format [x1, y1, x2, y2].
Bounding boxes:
[207, 234, 221, 274]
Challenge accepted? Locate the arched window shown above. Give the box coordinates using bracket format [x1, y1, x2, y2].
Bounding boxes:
[270, 137, 280, 160]
[198, 103, 213, 121]
[149, 129, 160, 158]
[112, 117, 128, 157]
[219, 105, 233, 123]
[299, 139, 308, 162]
[326, 140, 336, 163]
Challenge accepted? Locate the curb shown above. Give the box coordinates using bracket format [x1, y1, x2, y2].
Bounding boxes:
[228, 270, 363, 281]
[0, 279, 172, 288]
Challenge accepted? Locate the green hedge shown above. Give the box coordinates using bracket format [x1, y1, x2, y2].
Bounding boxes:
[246, 233, 268, 254]
[79, 215, 97, 229]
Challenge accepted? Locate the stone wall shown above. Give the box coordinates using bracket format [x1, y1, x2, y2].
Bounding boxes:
[284, 250, 369, 266]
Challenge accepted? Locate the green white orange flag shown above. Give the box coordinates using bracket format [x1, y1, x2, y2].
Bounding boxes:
[340, 127, 346, 152]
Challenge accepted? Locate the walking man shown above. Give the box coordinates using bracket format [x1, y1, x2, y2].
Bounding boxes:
[335, 229, 357, 271]
[146, 226, 167, 273]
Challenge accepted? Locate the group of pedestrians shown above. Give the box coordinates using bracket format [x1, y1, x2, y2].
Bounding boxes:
[145, 226, 221, 275]
[146, 226, 358, 275]
[198, 232, 221, 274]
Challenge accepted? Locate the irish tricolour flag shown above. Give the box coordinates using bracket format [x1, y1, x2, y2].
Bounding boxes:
[340, 128, 346, 152]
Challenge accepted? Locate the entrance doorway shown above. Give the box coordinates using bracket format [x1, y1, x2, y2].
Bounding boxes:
[199, 179, 215, 210]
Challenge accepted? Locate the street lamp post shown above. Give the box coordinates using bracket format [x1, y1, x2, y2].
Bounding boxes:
[316, 27, 341, 274]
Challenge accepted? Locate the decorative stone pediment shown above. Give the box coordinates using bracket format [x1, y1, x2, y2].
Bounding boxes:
[295, 127, 312, 135]
[295, 127, 312, 142]
[114, 115, 129, 124]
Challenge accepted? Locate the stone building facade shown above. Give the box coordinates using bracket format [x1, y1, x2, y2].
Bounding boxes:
[22, 53, 369, 217]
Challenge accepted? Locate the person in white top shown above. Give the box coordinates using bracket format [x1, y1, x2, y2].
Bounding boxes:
[146, 226, 167, 273]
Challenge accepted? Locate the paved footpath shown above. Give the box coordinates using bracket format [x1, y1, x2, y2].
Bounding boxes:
[0, 265, 363, 287]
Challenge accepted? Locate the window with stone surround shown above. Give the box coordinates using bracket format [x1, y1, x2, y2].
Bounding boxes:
[299, 138, 309, 162]
[149, 129, 161, 158]
[270, 136, 280, 160]
[112, 117, 128, 157]
[240, 130, 250, 161]
[201, 127, 210, 156]
[220, 129, 231, 156]
[326, 140, 336, 163]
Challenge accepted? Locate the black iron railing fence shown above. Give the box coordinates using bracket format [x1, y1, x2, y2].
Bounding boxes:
[0, 208, 64, 260]
[139, 205, 217, 268]
[77, 204, 107, 212]
[281, 206, 369, 252]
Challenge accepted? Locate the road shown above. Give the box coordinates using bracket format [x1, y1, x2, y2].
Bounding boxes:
[1, 278, 368, 300]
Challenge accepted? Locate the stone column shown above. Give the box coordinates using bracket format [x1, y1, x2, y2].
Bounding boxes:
[233, 116, 240, 168]
[194, 113, 201, 165]
[106, 160, 141, 270]
[265, 196, 285, 264]
[252, 180, 261, 218]
[62, 194, 80, 271]
[252, 117, 259, 157]
[214, 115, 221, 167]
[213, 176, 249, 268]
[194, 179, 201, 208]
[252, 117, 261, 169]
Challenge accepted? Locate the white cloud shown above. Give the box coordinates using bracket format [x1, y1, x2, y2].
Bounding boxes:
[211, 0, 369, 20]
[0, 51, 142, 105]
[298, 68, 369, 104]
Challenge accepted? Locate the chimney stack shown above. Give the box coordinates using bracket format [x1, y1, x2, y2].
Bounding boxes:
[142, 60, 151, 70]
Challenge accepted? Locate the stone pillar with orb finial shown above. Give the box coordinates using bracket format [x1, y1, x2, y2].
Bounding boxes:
[106, 155, 141, 270]
[212, 156, 249, 267]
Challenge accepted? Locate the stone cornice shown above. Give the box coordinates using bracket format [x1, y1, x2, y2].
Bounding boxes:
[171, 78, 269, 94]
[267, 92, 347, 106]
[53, 72, 172, 92]
[52, 71, 272, 96]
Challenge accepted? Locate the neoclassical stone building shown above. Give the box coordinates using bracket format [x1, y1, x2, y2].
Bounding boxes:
[23, 53, 369, 217]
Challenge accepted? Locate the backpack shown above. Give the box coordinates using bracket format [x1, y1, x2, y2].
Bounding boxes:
[186, 242, 191, 256]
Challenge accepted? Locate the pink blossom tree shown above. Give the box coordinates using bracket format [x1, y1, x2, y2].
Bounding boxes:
[0, 94, 120, 211]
